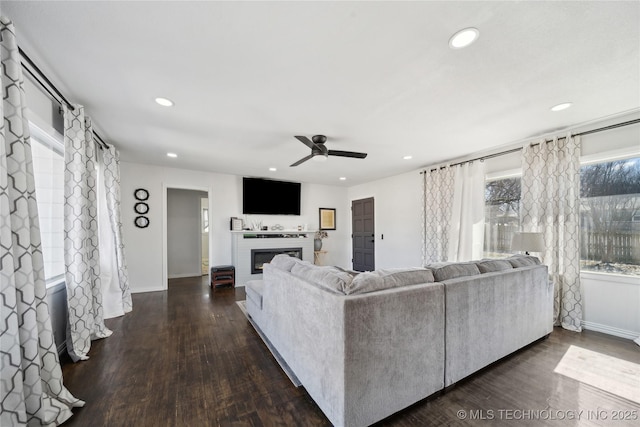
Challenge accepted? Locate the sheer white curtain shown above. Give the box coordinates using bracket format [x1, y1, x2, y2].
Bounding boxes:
[1, 16, 84, 425]
[521, 135, 582, 332]
[422, 162, 485, 264]
[63, 104, 112, 361]
[448, 161, 486, 262]
[98, 145, 132, 318]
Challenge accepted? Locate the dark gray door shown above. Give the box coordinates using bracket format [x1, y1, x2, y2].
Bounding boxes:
[352, 197, 375, 271]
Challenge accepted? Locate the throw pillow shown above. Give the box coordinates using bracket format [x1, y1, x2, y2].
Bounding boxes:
[475, 259, 513, 273]
[269, 254, 300, 272]
[429, 262, 481, 282]
[290, 263, 353, 294]
[507, 254, 541, 268]
[344, 267, 435, 295]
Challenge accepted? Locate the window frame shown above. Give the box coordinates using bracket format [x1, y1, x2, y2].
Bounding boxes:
[483, 149, 640, 278]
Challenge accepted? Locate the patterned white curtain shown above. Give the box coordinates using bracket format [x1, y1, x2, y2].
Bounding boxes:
[99, 145, 132, 318]
[448, 161, 486, 262]
[422, 166, 455, 264]
[0, 16, 84, 425]
[521, 135, 582, 332]
[64, 104, 112, 361]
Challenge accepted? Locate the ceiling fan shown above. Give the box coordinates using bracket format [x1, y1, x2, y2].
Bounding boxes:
[290, 135, 368, 167]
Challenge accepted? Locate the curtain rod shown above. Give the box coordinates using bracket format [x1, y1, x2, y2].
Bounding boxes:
[19, 47, 109, 150]
[421, 117, 640, 173]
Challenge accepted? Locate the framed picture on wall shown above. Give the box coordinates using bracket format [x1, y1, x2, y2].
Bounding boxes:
[319, 208, 336, 230]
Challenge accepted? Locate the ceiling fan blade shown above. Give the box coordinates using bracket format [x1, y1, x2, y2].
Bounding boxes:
[294, 135, 320, 150]
[290, 154, 314, 167]
[328, 150, 368, 159]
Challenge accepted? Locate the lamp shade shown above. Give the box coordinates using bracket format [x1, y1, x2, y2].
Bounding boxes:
[511, 232, 545, 253]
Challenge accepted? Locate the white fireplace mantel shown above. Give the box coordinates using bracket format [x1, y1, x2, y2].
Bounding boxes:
[231, 231, 314, 286]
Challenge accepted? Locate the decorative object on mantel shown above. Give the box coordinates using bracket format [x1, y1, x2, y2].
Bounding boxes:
[511, 232, 544, 255]
[319, 207, 336, 230]
[230, 217, 243, 231]
[314, 230, 328, 251]
[270, 224, 284, 231]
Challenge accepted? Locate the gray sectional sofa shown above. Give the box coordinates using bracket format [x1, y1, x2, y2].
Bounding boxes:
[245, 254, 553, 427]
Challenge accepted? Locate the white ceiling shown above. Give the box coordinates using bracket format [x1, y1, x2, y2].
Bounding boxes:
[3, 1, 639, 186]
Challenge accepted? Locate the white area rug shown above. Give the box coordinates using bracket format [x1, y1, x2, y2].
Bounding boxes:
[554, 345, 640, 404]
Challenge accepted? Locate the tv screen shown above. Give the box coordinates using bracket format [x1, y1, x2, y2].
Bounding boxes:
[243, 177, 301, 215]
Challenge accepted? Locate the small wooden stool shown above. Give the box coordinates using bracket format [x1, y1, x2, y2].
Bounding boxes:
[210, 265, 235, 291]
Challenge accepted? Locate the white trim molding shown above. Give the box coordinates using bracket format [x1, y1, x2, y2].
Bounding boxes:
[581, 321, 639, 341]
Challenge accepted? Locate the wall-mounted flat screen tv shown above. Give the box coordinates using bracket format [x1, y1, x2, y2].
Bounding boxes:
[243, 177, 301, 215]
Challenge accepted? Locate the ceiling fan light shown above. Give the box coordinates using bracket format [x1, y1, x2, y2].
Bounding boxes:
[312, 154, 328, 162]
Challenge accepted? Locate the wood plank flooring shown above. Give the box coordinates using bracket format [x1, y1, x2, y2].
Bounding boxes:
[60, 276, 640, 426]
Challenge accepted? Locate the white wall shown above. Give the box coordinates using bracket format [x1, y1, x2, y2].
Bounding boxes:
[120, 162, 349, 292]
[347, 170, 423, 269]
[167, 189, 207, 278]
[582, 273, 640, 339]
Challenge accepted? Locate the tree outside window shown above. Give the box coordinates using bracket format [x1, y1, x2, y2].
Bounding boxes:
[580, 157, 640, 275]
[484, 177, 521, 258]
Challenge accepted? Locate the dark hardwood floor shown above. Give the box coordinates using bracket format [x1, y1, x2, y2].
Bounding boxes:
[60, 277, 640, 426]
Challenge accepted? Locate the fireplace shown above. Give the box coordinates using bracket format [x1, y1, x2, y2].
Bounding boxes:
[251, 247, 302, 274]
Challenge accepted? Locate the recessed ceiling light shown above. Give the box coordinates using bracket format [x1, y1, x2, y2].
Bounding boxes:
[449, 27, 479, 49]
[339, 177, 346, 181]
[269, 167, 277, 172]
[403, 155, 413, 160]
[155, 97, 174, 107]
[550, 102, 572, 112]
[167, 152, 177, 158]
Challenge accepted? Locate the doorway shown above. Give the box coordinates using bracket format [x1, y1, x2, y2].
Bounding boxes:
[167, 188, 209, 280]
[352, 197, 375, 271]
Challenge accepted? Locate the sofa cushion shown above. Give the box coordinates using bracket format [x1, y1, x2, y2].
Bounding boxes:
[290, 262, 353, 294]
[429, 262, 481, 282]
[476, 259, 513, 273]
[344, 267, 434, 295]
[507, 254, 541, 268]
[334, 266, 361, 277]
[269, 254, 301, 272]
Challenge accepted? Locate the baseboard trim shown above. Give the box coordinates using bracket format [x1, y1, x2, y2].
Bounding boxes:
[131, 287, 164, 294]
[168, 273, 203, 279]
[581, 320, 639, 341]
